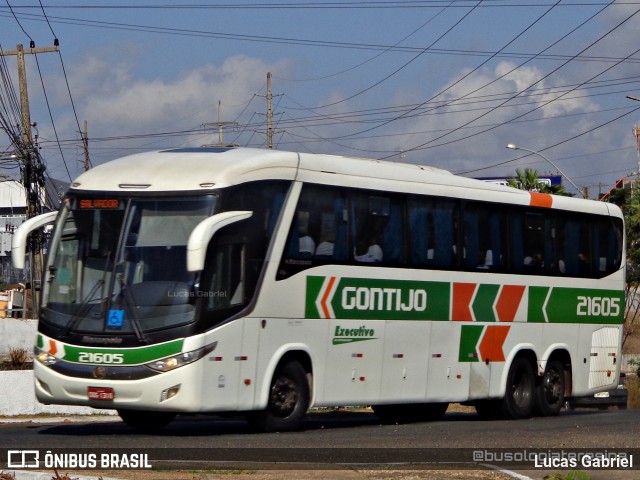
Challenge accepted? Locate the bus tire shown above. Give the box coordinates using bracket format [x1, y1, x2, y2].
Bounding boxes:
[247, 360, 310, 432]
[500, 357, 535, 419]
[534, 360, 565, 417]
[117, 409, 175, 431]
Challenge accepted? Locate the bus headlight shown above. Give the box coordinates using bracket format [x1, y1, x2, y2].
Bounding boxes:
[145, 342, 216, 373]
[36, 351, 58, 366]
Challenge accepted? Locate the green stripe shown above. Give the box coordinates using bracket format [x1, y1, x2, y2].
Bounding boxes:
[528, 287, 624, 324]
[472, 284, 500, 322]
[528, 286, 549, 323]
[305, 275, 325, 318]
[459, 325, 483, 363]
[544, 288, 624, 324]
[306, 276, 451, 321]
[52, 338, 184, 365]
[306, 276, 625, 325]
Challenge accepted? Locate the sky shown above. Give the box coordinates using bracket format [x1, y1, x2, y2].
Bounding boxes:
[2, 1, 640, 199]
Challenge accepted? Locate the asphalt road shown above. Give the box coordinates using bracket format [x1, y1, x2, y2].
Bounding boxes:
[1, 408, 639, 479]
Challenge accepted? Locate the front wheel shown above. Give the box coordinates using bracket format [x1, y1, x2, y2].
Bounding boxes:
[534, 360, 565, 416]
[500, 357, 535, 419]
[246, 360, 310, 432]
[117, 409, 176, 432]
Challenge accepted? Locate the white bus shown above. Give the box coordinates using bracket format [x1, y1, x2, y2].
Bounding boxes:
[13, 147, 625, 431]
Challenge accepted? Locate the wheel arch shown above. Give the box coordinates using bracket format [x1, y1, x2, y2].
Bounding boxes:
[540, 347, 573, 397]
[256, 345, 314, 409]
[499, 346, 538, 397]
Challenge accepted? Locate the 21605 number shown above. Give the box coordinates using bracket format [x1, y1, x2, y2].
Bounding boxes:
[576, 296, 621, 317]
[78, 352, 124, 364]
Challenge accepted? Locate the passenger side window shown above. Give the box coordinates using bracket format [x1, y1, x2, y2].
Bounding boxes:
[282, 185, 348, 265]
[277, 184, 622, 280]
[407, 196, 457, 269]
[462, 203, 506, 271]
[350, 193, 404, 264]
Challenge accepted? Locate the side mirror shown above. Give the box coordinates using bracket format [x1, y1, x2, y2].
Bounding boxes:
[186, 211, 253, 272]
[11, 211, 58, 269]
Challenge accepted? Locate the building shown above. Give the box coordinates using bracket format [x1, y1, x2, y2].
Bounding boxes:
[476, 175, 562, 188]
[0, 178, 66, 285]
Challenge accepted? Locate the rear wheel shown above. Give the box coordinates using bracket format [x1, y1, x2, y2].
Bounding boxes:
[246, 360, 310, 432]
[534, 360, 565, 416]
[117, 409, 176, 432]
[500, 357, 535, 419]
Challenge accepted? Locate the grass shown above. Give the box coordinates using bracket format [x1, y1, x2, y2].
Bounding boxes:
[0, 347, 33, 370]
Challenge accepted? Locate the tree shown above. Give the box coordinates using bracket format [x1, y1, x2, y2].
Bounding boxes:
[605, 185, 640, 350]
[507, 168, 572, 196]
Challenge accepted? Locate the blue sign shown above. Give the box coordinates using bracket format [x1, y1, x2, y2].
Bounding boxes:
[107, 309, 124, 328]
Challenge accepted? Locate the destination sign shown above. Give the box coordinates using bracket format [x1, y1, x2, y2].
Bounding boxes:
[77, 199, 121, 209]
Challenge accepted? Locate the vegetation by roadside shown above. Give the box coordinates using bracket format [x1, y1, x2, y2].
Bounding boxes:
[0, 347, 32, 370]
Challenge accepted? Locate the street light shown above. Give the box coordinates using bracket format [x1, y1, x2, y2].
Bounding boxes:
[506, 143, 585, 198]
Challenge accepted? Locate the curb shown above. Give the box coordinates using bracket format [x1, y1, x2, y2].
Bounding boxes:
[0, 415, 119, 424]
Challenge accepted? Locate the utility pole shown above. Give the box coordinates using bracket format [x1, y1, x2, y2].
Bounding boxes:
[0, 42, 59, 317]
[82, 120, 90, 171]
[202, 100, 237, 147]
[1, 43, 59, 153]
[266, 72, 274, 149]
[257, 72, 282, 149]
[634, 125, 640, 181]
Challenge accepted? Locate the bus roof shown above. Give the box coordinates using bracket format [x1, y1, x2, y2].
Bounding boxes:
[69, 147, 620, 217]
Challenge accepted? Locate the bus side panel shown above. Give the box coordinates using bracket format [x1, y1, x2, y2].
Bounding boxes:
[378, 320, 430, 403]
[573, 324, 622, 396]
[322, 319, 385, 405]
[493, 323, 542, 398]
[426, 322, 470, 402]
[198, 321, 245, 412]
[469, 357, 491, 400]
[251, 317, 329, 409]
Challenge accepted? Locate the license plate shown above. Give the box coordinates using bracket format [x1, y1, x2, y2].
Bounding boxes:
[88, 386, 115, 401]
[594, 391, 610, 398]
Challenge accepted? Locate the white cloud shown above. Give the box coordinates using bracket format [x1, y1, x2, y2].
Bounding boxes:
[38, 52, 293, 177]
[77, 54, 292, 136]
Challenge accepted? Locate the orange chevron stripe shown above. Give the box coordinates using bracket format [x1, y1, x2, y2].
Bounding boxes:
[495, 285, 526, 322]
[529, 192, 553, 208]
[321, 276, 337, 319]
[452, 283, 476, 321]
[48, 339, 58, 356]
[478, 325, 510, 362]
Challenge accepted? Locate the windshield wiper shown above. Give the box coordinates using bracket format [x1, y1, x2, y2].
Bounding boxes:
[116, 273, 149, 344]
[60, 252, 112, 340]
[60, 278, 105, 339]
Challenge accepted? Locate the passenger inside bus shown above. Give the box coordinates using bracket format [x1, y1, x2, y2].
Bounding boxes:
[311, 211, 335, 257]
[354, 230, 383, 262]
[315, 236, 334, 256]
[299, 235, 315, 255]
[297, 211, 315, 256]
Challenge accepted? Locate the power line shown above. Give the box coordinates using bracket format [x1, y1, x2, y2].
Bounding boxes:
[458, 105, 640, 175]
[378, 4, 640, 158]
[3, 10, 640, 65]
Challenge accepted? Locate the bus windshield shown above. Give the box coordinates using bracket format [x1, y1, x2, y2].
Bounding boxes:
[41, 195, 215, 337]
